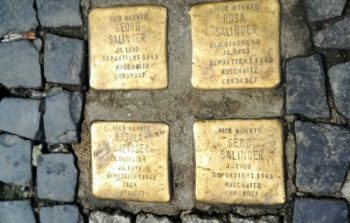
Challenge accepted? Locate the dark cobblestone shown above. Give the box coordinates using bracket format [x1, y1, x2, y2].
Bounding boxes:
[0, 0, 38, 36]
[0, 200, 36, 223]
[44, 34, 85, 85]
[313, 16, 350, 49]
[44, 88, 83, 144]
[293, 198, 348, 223]
[0, 97, 42, 140]
[295, 121, 350, 194]
[0, 41, 41, 89]
[37, 0, 83, 27]
[0, 134, 32, 186]
[40, 205, 84, 223]
[328, 62, 350, 119]
[37, 153, 78, 202]
[304, 0, 346, 22]
[286, 54, 329, 118]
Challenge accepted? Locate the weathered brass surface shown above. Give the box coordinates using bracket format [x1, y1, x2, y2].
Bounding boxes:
[91, 122, 170, 202]
[194, 119, 285, 205]
[190, 0, 280, 89]
[89, 6, 167, 90]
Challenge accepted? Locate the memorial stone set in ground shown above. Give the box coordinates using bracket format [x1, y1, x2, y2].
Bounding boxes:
[0, 0, 349, 223]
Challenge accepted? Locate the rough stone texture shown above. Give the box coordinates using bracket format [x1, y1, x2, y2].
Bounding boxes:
[229, 215, 280, 223]
[295, 121, 350, 194]
[37, 153, 78, 202]
[341, 171, 350, 202]
[286, 54, 329, 118]
[0, 200, 36, 223]
[0, 134, 32, 186]
[44, 34, 85, 85]
[305, 0, 346, 22]
[136, 213, 172, 223]
[37, 0, 82, 27]
[328, 62, 350, 119]
[314, 16, 350, 50]
[33, 38, 43, 52]
[0, 97, 42, 140]
[40, 205, 84, 223]
[280, 0, 312, 59]
[44, 88, 83, 144]
[181, 215, 222, 223]
[0, 0, 38, 36]
[75, 0, 284, 216]
[89, 211, 132, 223]
[293, 198, 348, 223]
[0, 40, 41, 89]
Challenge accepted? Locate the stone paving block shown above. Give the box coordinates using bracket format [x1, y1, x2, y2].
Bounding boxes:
[136, 213, 172, 223]
[44, 88, 83, 144]
[280, 0, 312, 59]
[305, 0, 346, 22]
[0, 40, 41, 89]
[314, 16, 350, 49]
[0, 134, 32, 186]
[293, 198, 348, 223]
[286, 54, 329, 118]
[40, 205, 84, 223]
[229, 215, 280, 223]
[0, 200, 36, 223]
[44, 34, 85, 85]
[89, 211, 132, 223]
[0, 0, 38, 36]
[181, 215, 222, 223]
[341, 171, 350, 202]
[295, 121, 350, 194]
[0, 97, 42, 140]
[37, 153, 77, 202]
[328, 62, 350, 119]
[37, 0, 82, 27]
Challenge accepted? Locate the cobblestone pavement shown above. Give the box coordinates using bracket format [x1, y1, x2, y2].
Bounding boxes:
[0, 0, 350, 222]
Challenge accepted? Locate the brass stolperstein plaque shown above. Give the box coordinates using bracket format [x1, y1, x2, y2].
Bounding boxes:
[89, 6, 167, 90]
[91, 122, 170, 202]
[194, 119, 285, 205]
[190, 0, 280, 89]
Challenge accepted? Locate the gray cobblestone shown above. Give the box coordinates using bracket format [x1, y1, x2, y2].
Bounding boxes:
[0, 200, 36, 223]
[89, 211, 132, 223]
[0, 134, 32, 186]
[305, 0, 346, 22]
[37, 153, 78, 202]
[136, 213, 172, 223]
[40, 205, 84, 223]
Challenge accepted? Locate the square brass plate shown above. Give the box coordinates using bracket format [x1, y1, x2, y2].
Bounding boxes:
[190, 0, 280, 89]
[91, 121, 170, 202]
[194, 119, 285, 205]
[89, 6, 168, 90]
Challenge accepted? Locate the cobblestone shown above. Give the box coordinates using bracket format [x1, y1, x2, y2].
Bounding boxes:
[0, 97, 42, 140]
[0, 134, 32, 186]
[181, 215, 222, 223]
[44, 88, 83, 144]
[304, 0, 346, 22]
[0, 0, 38, 36]
[295, 121, 350, 194]
[229, 215, 280, 223]
[286, 54, 329, 118]
[136, 213, 172, 223]
[0, 41, 41, 89]
[89, 211, 132, 223]
[0, 200, 36, 223]
[37, 153, 78, 202]
[44, 34, 85, 85]
[314, 16, 350, 49]
[37, 0, 83, 27]
[293, 198, 348, 223]
[40, 205, 84, 223]
[328, 62, 350, 119]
